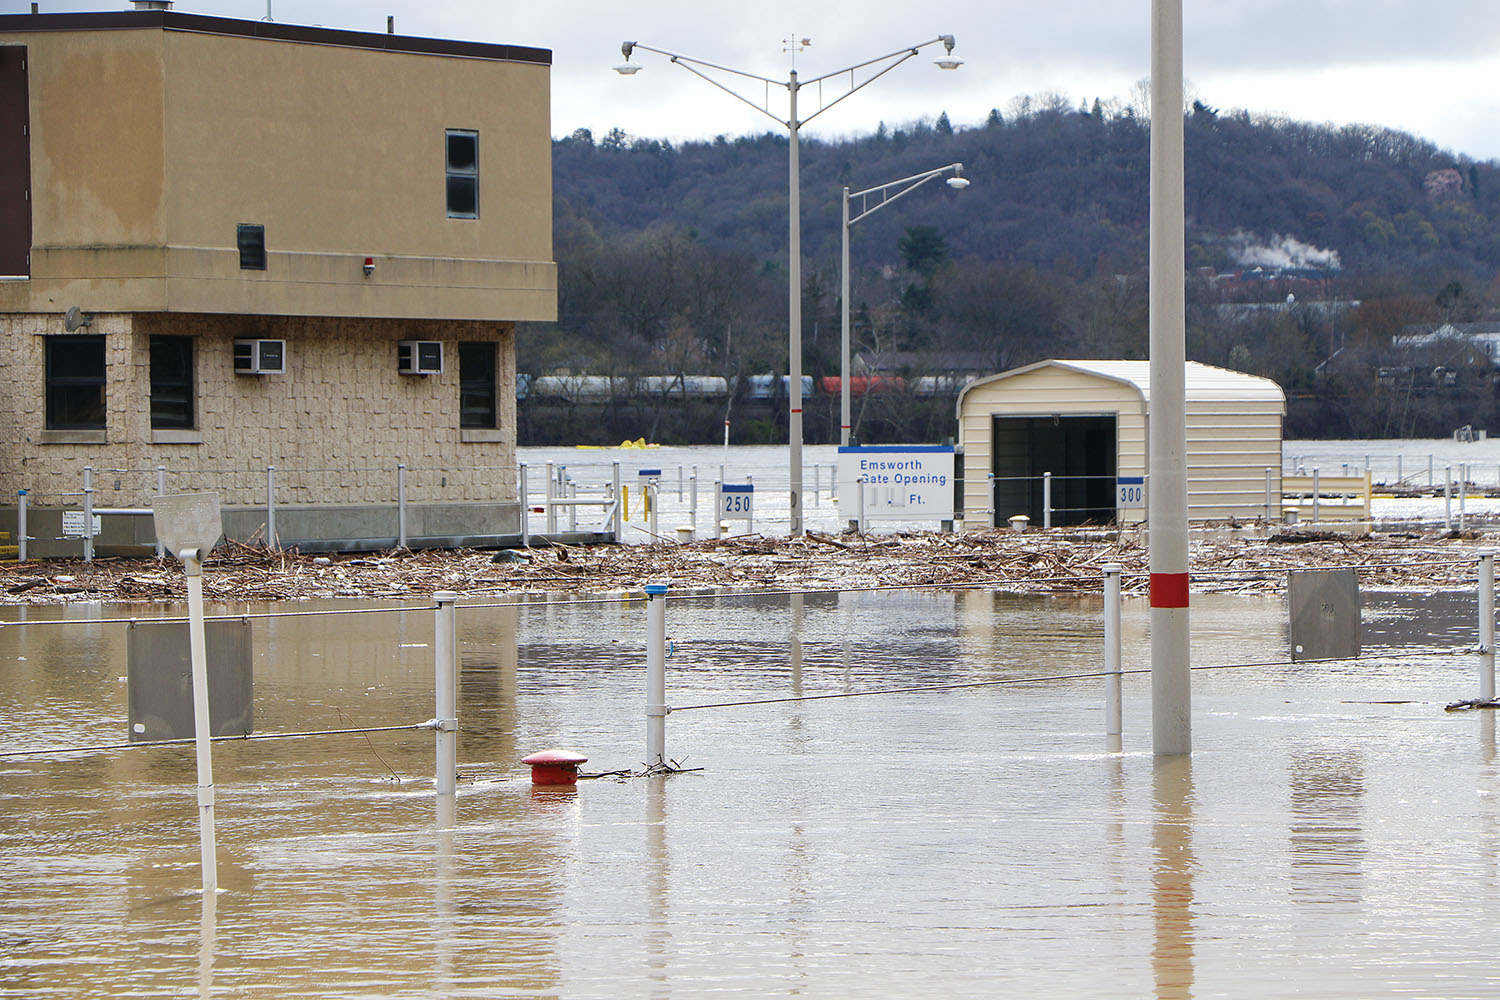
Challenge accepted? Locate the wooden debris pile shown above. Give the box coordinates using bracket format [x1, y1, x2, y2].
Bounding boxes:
[0, 526, 1489, 606]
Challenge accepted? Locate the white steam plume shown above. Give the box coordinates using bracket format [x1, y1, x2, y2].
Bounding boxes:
[1227, 231, 1341, 270]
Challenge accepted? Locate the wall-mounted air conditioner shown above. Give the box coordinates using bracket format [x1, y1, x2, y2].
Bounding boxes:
[233, 339, 286, 375]
[398, 340, 444, 375]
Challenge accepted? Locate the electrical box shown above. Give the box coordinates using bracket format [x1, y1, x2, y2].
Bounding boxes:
[1288, 568, 1361, 662]
[233, 338, 286, 375]
[398, 340, 444, 375]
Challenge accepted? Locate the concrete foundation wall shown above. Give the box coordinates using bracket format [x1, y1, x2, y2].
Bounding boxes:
[0, 500, 538, 557]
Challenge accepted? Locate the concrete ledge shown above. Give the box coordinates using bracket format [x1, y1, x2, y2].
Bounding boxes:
[0, 500, 606, 558]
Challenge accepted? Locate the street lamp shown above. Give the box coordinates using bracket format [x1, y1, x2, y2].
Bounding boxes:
[840, 162, 968, 446]
[616, 34, 961, 534]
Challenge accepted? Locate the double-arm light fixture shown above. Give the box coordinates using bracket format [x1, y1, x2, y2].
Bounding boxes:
[616, 34, 961, 534]
[840, 162, 969, 445]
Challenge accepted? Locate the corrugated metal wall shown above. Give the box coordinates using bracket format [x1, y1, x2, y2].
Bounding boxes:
[957, 361, 1283, 526]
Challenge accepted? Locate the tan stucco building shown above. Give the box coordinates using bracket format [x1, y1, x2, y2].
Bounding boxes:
[0, 7, 555, 552]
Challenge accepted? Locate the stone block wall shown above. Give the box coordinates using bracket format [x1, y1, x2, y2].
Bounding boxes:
[0, 312, 518, 509]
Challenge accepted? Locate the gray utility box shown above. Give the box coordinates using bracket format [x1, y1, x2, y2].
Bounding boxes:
[126, 619, 253, 742]
[1288, 568, 1362, 662]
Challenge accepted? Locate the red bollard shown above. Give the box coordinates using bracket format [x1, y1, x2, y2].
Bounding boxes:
[522, 748, 588, 786]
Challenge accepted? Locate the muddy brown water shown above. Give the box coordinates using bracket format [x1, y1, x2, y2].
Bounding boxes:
[2, 589, 1498, 998]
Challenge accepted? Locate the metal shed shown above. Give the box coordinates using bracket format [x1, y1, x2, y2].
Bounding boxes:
[955, 359, 1286, 527]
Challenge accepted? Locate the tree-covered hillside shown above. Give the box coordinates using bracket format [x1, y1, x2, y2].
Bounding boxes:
[523, 99, 1500, 443]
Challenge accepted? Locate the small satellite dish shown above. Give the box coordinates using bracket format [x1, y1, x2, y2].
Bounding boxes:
[63, 306, 92, 332]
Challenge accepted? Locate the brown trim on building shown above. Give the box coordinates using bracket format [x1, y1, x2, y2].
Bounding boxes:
[0, 11, 551, 66]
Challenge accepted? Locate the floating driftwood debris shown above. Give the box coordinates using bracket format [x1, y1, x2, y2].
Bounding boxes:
[0, 526, 1490, 605]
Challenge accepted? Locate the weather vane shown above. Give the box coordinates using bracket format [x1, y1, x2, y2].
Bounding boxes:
[783, 33, 811, 70]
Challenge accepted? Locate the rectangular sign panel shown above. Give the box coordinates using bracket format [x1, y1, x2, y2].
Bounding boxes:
[1116, 476, 1146, 509]
[720, 483, 753, 521]
[62, 511, 101, 538]
[837, 446, 955, 521]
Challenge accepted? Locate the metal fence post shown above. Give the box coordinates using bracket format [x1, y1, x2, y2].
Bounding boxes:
[1264, 467, 1274, 522]
[434, 592, 459, 798]
[518, 462, 530, 548]
[1043, 471, 1052, 530]
[16, 490, 26, 562]
[266, 465, 277, 549]
[648, 480, 658, 540]
[155, 465, 167, 559]
[545, 461, 557, 535]
[1460, 463, 1468, 532]
[1312, 468, 1320, 524]
[1104, 563, 1123, 736]
[82, 465, 94, 563]
[1444, 465, 1453, 531]
[397, 462, 408, 550]
[568, 479, 578, 532]
[715, 481, 724, 539]
[645, 582, 668, 768]
[612, 461, 623, 540]
[1481, 552, 1496, 702]
[856, 475, 867, 533]
[690, 473, 698, 529]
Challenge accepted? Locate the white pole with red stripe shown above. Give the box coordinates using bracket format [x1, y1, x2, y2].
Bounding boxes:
[1149, 0, 1191, 755]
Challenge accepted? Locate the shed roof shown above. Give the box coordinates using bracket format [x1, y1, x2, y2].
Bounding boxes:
[957, 359, 1286, 410]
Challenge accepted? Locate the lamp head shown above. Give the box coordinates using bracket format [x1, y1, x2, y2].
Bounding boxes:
[946, 176, 970, 190]
[615, 40, 641, 75]
[935, 34, 961, 70]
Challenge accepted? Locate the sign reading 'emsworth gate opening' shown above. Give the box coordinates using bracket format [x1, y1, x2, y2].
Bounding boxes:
[837, 445, 955, 522]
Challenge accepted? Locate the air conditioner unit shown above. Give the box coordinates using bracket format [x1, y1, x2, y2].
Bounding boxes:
[233, 339, 286, 375]
[398, 340, 444, 375]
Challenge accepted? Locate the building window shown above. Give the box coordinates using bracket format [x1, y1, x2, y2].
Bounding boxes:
[237, 223, 266, 270]
[150, 335, 194, 429]
[45, 335, 106, 429]
[446, 129, 478, 219]
[459, 341, 496, 428]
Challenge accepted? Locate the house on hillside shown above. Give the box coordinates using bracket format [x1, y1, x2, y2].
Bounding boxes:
[1383, 322, 1500, 390]
[0, 5, 556, 553]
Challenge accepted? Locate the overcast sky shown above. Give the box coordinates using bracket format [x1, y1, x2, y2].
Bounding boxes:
[18, 0, 1500, 161]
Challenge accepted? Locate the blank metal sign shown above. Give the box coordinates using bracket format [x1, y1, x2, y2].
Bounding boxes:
[1288, 568, 1361, 662]
[126, 619, 252, 742]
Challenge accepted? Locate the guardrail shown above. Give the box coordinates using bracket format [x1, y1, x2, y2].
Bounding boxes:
[1282, 470, 1373, 524]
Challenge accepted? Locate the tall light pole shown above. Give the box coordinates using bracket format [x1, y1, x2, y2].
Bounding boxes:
[840, 162, 969, 446]
[616, 35, 962, 534]
[1149, 0, 1191, 755]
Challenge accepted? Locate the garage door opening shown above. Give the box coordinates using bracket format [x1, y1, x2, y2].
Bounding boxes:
[991, 415, 1117, 527]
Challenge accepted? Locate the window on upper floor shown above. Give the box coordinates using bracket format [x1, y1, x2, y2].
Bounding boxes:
[150, 335, 194, 429]
[458, 341, 496, 428]
[446, 129, 479, 219]
[237, 224, 266, 270]
[45, 335, 106, 429]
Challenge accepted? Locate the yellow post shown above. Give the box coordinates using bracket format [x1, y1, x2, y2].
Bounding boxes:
[623, 485, 630, 522]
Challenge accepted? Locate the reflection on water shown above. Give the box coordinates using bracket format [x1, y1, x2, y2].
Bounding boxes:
[1289, 748, 1365, 906]
[5, 589, 1500, 996]
[1153, 756, 1195, 1000]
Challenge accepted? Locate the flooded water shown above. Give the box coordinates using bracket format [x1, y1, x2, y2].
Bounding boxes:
[3, 588, 1500, 998]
